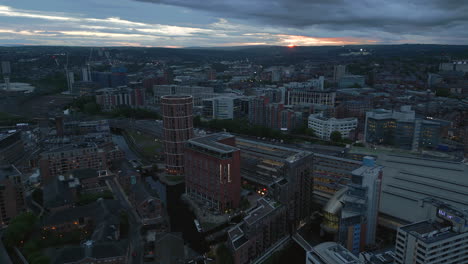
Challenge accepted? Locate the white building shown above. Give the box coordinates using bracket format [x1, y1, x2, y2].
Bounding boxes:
[202, 96, 241, 120]
[308, 113, 357, 140]
[395, 201, 468, 264]
[306, 242, 363, 264]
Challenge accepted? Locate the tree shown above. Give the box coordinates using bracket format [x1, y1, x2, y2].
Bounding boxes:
[330, 131, 342, 142]
[3, 212, 37, 248]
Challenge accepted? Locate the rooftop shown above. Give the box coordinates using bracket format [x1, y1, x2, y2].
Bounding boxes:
[401, 220, 460, 244]
[244, 198, 277, 226]
[309, 242, 363, 264]
[187, 133, 239, 154]
[237, 137, 311, 162]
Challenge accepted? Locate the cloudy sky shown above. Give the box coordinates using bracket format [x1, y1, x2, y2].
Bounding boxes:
[0, 0, 467, 47]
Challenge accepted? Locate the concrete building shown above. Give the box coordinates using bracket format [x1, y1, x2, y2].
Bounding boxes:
[202, 96, 242, 120]
[228, 198, 288, 264]
[333, 65, 347, 83]
[236, 138, 313, 230]
[0, 164, 25, 227]
[308, 113, 358, 140]
[153, 85, 214, 105]
[306, 242, 363, 264]
[0, 131, 25, 165]
[161, 95, 194, 175]
[439, 61, 468, 73]
[185, 133, 241, 212]
[365, 106, 441, 150]
[338, 75, 365, 88]
[95, 86, 145, 111]
[395, 201, 468, 264]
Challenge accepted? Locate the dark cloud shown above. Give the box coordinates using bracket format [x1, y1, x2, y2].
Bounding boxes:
[135, 0, 468, 35]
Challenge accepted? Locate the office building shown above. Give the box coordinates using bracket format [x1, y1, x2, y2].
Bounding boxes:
[162, 95, 194, 175]
[153, 85, 214, 105]
[185, 133, 241, 212]
[321, 157, 383, 254]
[0, 131, 25, 165]
[202, 96, 242, 120]
[95, 86, 145, 111]
[395, 201, 468, 264]
[338, 75, 365, 88]
[306, 242, 363, 264]
[236, 138, 313, 230]
[333, 65, 347, 83]
[365, 106, 441, 150]
[308, 113, 358, 140]
[285, 89, 336, 106]
[0, 164, 25, 227]
[228, 198, 288, 264]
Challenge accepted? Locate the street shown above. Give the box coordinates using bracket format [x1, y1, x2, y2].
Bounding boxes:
[107, 178, 143, 264]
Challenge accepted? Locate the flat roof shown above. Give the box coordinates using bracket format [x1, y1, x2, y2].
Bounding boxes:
[310, 242, 363, 264]
[244, 198, 276, 226]
[236, 137, 311, 162]
[187, 133, 239, 154]
[401, 220, 460, 244]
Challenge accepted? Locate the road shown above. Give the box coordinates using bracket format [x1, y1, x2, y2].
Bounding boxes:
[107, 178, 143, 264]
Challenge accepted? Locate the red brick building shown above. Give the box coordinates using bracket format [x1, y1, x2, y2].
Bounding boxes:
[161, 95, 194, 175]
[184, 133, 241, 212]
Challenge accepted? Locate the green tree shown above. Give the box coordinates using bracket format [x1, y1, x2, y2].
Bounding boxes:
[330, 131, 342, 142]
[3, 212, 37, 248]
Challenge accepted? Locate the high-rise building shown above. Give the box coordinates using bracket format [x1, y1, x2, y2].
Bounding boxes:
[321, 157, 383, 254]
[285, 89, 336, 106]
[395, 201, 468, 264]
[0, 164, 25, 227]
[333, 65, 346, 83]
[185, 133, 241, 212]
[162, 95, 194, 175]
[236, 138, 313, 230]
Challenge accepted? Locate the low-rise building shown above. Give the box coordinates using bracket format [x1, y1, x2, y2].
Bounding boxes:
[95, 86, 145, 111]
[308, 113, 358, 140]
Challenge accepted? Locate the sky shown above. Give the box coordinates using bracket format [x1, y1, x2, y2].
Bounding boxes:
[0, 0, 467, 47]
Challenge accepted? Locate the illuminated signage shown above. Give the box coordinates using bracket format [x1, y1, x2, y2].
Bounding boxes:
[438, 209, 461, 223]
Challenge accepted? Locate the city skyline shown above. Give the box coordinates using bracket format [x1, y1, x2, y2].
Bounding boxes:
[0, 0, 467, 47]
